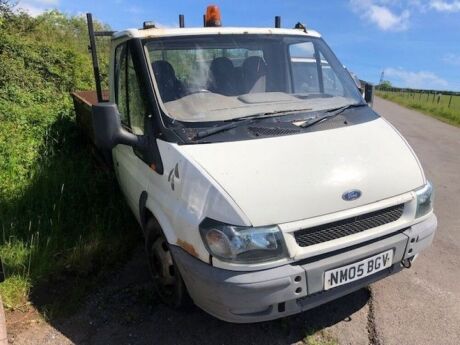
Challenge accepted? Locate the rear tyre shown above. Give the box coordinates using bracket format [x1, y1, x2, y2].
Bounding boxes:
[144, 218, 189, 308]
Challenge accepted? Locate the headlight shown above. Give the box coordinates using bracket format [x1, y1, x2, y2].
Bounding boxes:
[415, 181, 434, 218]
[199, 219, 287, 263]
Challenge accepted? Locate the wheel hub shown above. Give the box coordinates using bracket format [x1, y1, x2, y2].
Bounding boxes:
[151, 237, 176, 288]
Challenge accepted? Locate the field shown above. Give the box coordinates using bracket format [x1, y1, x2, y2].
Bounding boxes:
[376, 89, 460, 126]
[0, 5, 140, 315]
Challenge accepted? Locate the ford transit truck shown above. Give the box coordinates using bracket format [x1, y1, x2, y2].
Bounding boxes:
[72, 6, 437, 323]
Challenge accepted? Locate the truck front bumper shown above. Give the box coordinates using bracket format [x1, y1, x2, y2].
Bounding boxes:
[171, 214, 437, 323]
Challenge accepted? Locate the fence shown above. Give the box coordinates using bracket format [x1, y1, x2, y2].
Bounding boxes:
[376, 87, 460, 111]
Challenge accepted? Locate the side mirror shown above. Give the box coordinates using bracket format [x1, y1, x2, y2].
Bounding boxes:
[364, 83, 374, 107]
[347, 70, 362, 93]
[92, 103, 147, 150]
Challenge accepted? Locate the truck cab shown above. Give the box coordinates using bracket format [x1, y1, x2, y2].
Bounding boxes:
[79, 7, 437, 323]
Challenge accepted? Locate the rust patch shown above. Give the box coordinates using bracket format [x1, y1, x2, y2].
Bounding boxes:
[177, 239, 199, 258]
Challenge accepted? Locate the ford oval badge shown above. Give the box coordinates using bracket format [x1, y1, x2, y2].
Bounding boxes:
[342, 189, 362, 201]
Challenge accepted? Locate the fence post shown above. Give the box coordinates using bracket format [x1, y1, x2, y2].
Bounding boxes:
[448, 95, 452, 108]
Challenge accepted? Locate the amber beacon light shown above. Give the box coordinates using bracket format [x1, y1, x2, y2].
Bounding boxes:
[205, 5, 222, 27]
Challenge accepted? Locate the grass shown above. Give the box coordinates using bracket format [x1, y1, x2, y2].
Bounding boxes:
[303, 329, 338, 345]
[376, 90, 460, 127]
[0, 275, 31, 310]
[0, 116, 141, 315]
[0, 6, 140, 317]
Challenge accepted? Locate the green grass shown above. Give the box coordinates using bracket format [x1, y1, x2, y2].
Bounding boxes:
[0, 275, 31, 310]
[376, 90, 460, 127]
[303, 329, 338, 345]
[0, 5, 140, 315]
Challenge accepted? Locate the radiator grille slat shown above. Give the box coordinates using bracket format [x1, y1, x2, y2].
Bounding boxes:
[294, 204, 405, 247]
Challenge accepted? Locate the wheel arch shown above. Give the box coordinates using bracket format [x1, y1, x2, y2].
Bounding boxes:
[138, 191, 177, 246]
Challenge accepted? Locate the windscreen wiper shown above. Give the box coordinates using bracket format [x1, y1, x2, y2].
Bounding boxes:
[194, 108, 312, 140]
[256, 108, 312, 118]
[194, 118, 255, 140]
[299, 103, 367, 129]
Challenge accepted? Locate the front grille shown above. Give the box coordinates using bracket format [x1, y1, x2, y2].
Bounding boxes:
[294, 204, 405, 247]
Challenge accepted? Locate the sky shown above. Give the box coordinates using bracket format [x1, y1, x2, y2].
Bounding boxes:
[15, 0, 460, 91]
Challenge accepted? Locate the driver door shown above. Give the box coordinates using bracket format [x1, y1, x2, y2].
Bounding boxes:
[112, 41, 152, 218]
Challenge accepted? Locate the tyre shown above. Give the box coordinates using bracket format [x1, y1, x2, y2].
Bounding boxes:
[144, 218, 189, 308]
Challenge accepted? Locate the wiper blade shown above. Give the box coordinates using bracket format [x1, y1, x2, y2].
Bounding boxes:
[194, 118, 254, 139]
[194, 108, 312, 140]
[299, 103, 367, 129]
[256, 108, 313, 118]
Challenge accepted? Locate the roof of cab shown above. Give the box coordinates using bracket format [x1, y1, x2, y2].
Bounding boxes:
[111, 26, 321, 41]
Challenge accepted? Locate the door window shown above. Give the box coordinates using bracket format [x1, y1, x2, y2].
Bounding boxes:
[289, 42, 345, 96]
[127, 53, 146, 135]
[115, 43, 129, 124]
[114, 42, 147, 135]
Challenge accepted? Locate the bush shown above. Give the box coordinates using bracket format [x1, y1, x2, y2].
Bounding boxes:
[0, 2, 139, 312]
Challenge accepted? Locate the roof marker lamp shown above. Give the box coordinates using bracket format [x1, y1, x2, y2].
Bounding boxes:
[200, 219, 287, 263]
[205, 5, 222, 27]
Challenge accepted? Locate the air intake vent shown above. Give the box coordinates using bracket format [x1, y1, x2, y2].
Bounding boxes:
[294, 204, 405, 247]
[248, 126, 301, 137]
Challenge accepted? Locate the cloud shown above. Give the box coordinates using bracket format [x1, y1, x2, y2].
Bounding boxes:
[350, 0, 411, 31]
[350, 1, 460, 31]
[442, 53, 460, 66]
[384, 67, 449, 89]
[16, 0, 59, 17]
[429, 1, 460, 12]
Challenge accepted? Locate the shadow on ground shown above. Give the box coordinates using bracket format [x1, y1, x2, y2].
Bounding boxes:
[38, 248, 369, 345]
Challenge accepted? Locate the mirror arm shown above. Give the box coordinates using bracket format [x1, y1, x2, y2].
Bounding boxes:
[117, 129, 148, 149]
[92, 103, 164, 174]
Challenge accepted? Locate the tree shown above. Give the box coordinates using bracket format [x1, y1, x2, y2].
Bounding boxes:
[379, 80, 392, 90]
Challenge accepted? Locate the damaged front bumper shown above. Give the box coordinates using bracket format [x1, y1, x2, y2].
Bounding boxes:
[171, 214, 437, 323]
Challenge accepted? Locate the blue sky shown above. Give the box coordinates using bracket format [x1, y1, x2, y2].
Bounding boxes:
[17, 0, 460, 91]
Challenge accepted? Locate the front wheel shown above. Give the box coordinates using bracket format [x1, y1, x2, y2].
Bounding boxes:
[145, 219, 188, 308]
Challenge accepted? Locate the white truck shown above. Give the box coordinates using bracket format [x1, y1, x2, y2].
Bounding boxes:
[72, 7, 437, 323]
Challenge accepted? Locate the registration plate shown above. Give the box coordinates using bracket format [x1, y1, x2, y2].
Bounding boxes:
[324, 250, 393, 290]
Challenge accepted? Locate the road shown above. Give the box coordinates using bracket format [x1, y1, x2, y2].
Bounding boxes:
[6, 97, 460, 345]
[370, 97, 460, 345]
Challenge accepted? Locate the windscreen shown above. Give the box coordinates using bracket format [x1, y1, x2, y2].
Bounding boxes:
[145, 35, 363, 123]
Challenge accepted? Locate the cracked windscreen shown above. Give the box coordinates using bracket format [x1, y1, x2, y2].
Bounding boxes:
[145, 34, 363, 123]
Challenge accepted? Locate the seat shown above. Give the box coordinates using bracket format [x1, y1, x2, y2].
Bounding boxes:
[208, 57, 238, 96]
[152, 60, 183, 102]
[241, 56, 267, 93]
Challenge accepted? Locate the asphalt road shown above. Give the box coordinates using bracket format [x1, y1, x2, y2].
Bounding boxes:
[7, 97, 460, 345]
[370, 97, 460, 345]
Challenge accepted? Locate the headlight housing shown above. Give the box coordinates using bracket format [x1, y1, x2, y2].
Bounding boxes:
[415, 181, 434, 218]
[199, 219, 288, 263]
